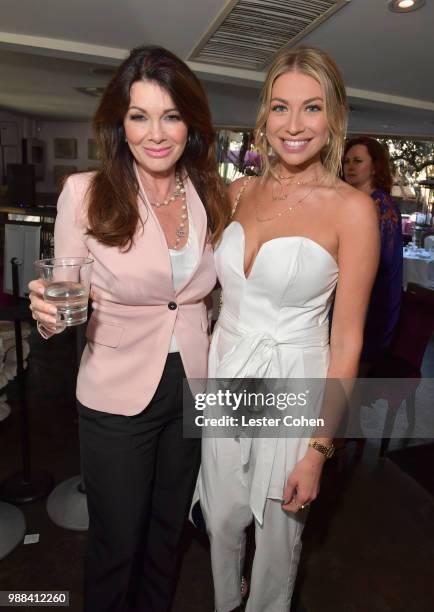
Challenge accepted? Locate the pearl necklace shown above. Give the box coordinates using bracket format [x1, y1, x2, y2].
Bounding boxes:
[172, 188, 188, 250]
[148, 173, 185, 208]
[142, 173, 188, 249]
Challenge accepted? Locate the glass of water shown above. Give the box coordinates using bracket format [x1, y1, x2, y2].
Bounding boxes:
[34, 257, 94, 328]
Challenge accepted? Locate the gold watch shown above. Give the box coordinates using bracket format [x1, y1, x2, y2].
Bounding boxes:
[308, 439, 335, 459]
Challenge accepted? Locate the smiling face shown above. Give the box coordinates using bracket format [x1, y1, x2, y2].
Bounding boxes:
[266, 71, 329, 170]
[343, 144, 374, 194]
[123, 80, 188, 178]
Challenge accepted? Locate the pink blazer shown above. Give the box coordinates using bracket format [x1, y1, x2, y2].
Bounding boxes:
[54, 172, 216, 415]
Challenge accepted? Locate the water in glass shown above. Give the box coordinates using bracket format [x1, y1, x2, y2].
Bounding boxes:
[44, 281, 89, 326]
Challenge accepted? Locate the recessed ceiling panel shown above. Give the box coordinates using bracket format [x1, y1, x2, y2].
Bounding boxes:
[190, 0, 351, 70]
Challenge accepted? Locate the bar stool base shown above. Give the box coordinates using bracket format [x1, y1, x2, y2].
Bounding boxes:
[0, 471, 54, 504]
[46, 475, 88, 531]
[0, 502, 26, 560]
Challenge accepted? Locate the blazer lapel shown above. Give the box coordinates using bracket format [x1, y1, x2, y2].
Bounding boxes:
[185, 177, 207, 251]
[134, 163, 174, 292]
[175, 177, 208, 296]
[134, 163, 209, 297]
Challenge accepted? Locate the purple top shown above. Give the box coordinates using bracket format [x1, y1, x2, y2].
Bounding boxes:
[362, 189, 403, 362]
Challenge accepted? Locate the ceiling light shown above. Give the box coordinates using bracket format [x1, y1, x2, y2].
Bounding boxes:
[388, 0, 425, 13]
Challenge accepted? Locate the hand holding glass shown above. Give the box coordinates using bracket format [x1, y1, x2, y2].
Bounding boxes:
[34, 257, 93, 330]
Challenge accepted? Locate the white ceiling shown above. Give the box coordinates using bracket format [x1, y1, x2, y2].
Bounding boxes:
[0, 0, 433, 138]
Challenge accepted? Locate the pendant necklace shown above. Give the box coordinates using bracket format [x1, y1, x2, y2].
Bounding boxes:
[145, 173, 188, 249]
[272, 171, 323, 202]
[256, 174, 326, 223]
[172, 188, 188, 250]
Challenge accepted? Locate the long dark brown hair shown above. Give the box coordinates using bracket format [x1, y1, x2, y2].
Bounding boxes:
[88, 45, 230, 249]
[343, 136, 393, 193]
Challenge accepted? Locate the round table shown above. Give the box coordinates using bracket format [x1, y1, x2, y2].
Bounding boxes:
[403, 248, 434, 289]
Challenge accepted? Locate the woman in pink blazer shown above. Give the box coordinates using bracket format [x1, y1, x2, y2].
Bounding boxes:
[29, 46, 230, 612]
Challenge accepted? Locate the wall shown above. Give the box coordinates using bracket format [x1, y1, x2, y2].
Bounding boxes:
[0, 110, 24, 186]
[35, 120, 97, 193]
[0, 111, 98, 194]
[0, 109, 26, 148]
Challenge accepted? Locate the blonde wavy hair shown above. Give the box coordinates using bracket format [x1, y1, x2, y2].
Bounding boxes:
[254, 46, 348, 179]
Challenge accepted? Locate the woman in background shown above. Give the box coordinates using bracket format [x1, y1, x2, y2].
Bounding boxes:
[28, 46, 229, 612]
[343, 136, 403, 367]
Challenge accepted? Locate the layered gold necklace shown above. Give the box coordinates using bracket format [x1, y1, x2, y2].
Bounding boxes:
[256, 170, 326, 223]
[272, 169, 324, 202]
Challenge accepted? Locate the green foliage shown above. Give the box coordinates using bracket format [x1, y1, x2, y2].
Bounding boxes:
[378, 137, 434, 173]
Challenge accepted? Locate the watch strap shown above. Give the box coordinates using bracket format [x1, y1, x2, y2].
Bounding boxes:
[309, 439, 335, 459]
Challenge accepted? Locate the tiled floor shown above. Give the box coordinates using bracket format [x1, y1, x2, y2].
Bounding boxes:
[0, 326, 433, 612]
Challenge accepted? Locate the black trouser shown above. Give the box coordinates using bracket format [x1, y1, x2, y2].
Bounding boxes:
[78, 353, 200, 612]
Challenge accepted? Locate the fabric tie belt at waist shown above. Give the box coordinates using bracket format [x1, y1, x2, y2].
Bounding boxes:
[215, 310, 329, 380]
[215, 311, 329, 467]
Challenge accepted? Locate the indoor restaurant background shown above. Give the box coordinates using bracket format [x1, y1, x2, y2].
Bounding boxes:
[0, 1, 433, 611]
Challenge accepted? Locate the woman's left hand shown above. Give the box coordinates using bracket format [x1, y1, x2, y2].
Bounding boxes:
[281, 450, 325, 513]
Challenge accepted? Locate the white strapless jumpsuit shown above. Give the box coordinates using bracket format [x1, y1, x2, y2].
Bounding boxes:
[198, 221, 339, 612]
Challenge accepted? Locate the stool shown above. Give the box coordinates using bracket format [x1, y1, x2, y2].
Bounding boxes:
[46, 322, 88, 530]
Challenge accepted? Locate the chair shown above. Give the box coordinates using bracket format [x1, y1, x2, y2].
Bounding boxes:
[422, 233, 434, 250]
[367, 283, 434, 456]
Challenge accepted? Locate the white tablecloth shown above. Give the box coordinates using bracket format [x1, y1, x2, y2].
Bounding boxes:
[403, 249, 434, 290]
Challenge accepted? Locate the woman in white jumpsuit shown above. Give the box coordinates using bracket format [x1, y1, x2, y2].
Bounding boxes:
[198, 47, 379, 611]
